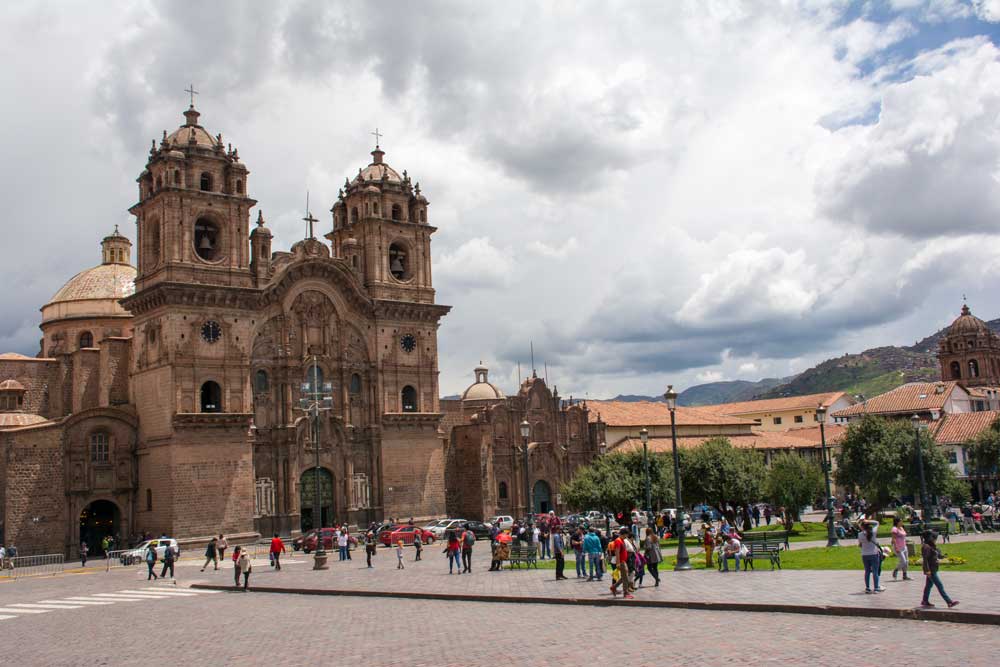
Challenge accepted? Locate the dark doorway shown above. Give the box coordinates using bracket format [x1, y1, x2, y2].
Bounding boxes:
[300, 468, 334, 532]
[80, 499, 120, 557]
[533, 480, 552, 514]
[201, 381, 222, 413]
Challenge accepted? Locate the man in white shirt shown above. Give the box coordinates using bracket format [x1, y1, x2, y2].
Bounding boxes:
[532, 526, 541, 557]
[721, 534, 742, 572]
[337, 530, 349, 561]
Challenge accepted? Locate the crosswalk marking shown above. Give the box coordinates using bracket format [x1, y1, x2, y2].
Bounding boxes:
[93, 593, 162, 600]
[40, 599, 114, 606]
[10, 603, 83, 610]
[0, 615, 15, 620]
[66, 597, 130, 603]
[118, 589, 198, 597]
[0, 607, 50, 614]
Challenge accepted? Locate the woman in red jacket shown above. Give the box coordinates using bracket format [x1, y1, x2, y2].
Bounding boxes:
[445, 530, 462, 574]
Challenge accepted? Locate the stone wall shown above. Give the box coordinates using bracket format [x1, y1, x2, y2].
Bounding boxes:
[0, 356, 57, 417]
[381, 418, 446, 520]
[1, 422, 66, 555]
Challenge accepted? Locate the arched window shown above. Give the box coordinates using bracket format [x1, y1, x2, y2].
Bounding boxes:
[419, 209, 426, 223]
[155, 175, 163, 191]
[352, 255, 359, 269]
[498, 481, 508, 500]
[533, 421, 546, 442]
[194, 218, 219, 261]
[373, 201, 379, 216]
[969, 359, 980, 378]
[950, 361, 962, 380]
[350, 373, 362, 395]
[236, 179, 243, 194]
[304, 366, 324, 394]
[401, 385, 417, 412]
[79, 331, 94, 349]
[148, 217, 161, 265]
[200, 381, 222, 413]
[174, 170, 181, 186]
[255, 370, 269, 393]
[388, 242, 410, 281]
[200, 172, 213, 191]
[90, 432, 110, 464]
[391, 204, 402, 221]
[351, 207, 358, 224]
[146, 488, 153, 512]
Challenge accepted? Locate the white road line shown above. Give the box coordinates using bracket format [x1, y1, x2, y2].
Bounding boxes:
[10, 603, 83, 610]
[0, 607, 50, 614]
[40, 599, 115, 606]
[91, 594, 159, 600]
[0, 615, 16, 620]
[65, 597, 128, 603]
[118, 589, 198, 597]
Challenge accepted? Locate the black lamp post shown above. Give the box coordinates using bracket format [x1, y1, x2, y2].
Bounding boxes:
[520, 419, 534, 542]
[816, 404, 838, 547]
[911, 414, 931, 521]
[298, 355, 334, 570]
[664, 385, 691, 570]
[640, 427, 651, 514]
[599, 441, 612, 537]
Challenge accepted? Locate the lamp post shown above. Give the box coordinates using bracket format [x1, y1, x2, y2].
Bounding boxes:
[664, 386, 691, 570]
[297, 355, 334, 570]
[911, 414, 931, 521]
[640, 427, 651, 514]
[520, 419, 533, 542]
[816, 404, 838, 547]
[599, 441, 613, 537]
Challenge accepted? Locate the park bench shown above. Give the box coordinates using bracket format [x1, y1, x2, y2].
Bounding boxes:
[506, 543, 538, 569]
[744, 541, 782, 570]
[741, 530, 790, 550]
[902, 521, 950, 544]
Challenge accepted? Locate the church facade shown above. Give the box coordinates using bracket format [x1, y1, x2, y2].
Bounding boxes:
[0, 103, 449, 555]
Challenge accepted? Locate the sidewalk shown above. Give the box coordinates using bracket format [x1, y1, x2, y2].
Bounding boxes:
[190, 546, 1000, 625]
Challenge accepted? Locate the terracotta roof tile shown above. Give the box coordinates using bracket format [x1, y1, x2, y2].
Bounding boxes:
[0, 413, 48, 429]
[831, 382, 959, 418]
[612, 425, 843, 453]
[696, 392, 848, 416]
[932, 411, 1000, 445]
[586, 400, 756, 427]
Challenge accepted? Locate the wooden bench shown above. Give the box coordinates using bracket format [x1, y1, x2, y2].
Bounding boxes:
[506, 543, 538, 569]
[741, 530, 790, 550]
[745, 541, 782, 570]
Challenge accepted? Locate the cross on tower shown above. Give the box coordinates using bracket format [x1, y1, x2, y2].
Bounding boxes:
[303, 191, 318, 239]
[185, 83, 199, 107]
[371, 127, 382, 147]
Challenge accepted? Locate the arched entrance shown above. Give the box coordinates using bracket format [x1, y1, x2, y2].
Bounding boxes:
[80, 500, 120, 556]
[300, 468, 334, 532]
[532, 480, 552, 515]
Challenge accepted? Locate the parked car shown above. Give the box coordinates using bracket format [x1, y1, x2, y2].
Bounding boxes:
[693, 504, 719, 522]
[302, 528, 338, 554]
[427, 518, 467, 540]
[487, 515, 514, 531]
[120, 538, 180, 565]
[292, 530, 315, 552]
[660, 508, 693, 532]
[383, 525, 436, 546]
[460, 521, 492, 540]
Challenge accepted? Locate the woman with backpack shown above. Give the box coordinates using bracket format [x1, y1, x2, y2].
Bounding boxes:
[145, 542, 158, 581]
[643, 527, 662, 587]
[858, 519, 884, 593]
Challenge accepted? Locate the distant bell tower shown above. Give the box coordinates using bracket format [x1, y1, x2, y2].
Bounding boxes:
[938, 303, 1000, 387]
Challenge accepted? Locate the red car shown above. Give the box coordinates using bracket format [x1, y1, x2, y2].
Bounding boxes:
[302, 528, 337, 553]
[382, 525, 436, 547]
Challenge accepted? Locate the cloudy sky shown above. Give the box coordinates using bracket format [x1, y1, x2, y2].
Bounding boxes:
[2, 0, 1000, 398]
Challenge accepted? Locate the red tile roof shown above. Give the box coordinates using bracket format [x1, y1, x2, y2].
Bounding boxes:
[612, 424, 845, 453]
[932, 411, 1000, 445]
[697, 392, 848, 417]
[831, 382, 959, 418]
[586, 400, 756, 427]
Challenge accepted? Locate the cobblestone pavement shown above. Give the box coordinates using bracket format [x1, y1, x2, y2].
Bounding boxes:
[3, 587, 999, 666]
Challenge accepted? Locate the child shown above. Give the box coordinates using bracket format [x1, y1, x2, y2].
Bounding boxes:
[396, 540, 405, 569]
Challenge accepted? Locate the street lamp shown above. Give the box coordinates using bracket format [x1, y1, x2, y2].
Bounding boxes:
[664, 385, 691, 571]
[297, 355, 334, 570]
[599, 441, 613, 536]
[639, 427, 651, 514]
[816, 404, 838, 547]
[911, 414, 931, 521]
[520, 419, 534, 543]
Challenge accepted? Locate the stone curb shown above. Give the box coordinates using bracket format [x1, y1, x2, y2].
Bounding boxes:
[190, 584, 1000, 626]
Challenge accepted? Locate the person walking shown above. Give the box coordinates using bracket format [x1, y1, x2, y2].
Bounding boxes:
[216, 534, 228, 561]
[270, 533, 286, 571]
[752, 504, 761, 528]
[891, 517, 912, 581]
[445, 530, 461, 574]
[571, 528, 585, 578]
[643, 527, 662, 586]
[364, 531, 377, 568]
[145, 542, 158, 581]
[413, 530, 423, 561]
[460, 525, 475, 573]
[583, 528, 603, 581]
[396, 540, 405, 570]
[553, 529, 567, 580]
[858, 519, 883, 593]
[159, 541, 175, 580]
[200, 536, 219, 572]
[80, 542, 89, 568]
[337, 530, 349, 562]
[231, 546, 243, 587]
[238, 548, 252, 591]
[920, 530, 959, 608]
[609, 528, 635, 599]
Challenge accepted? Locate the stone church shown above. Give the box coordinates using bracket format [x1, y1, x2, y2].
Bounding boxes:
[0, 102, 450, 555]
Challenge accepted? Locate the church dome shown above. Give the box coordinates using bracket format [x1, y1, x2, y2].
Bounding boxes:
[461, 364, 505, 402]
[352, 146, 402, 185]
[163, 106, 220, 150]
[41, 228, 136, 324]
[946, 304, 990, 337]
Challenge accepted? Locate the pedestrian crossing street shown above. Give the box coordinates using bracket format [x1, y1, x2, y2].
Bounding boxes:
[0, 587, 219, 621]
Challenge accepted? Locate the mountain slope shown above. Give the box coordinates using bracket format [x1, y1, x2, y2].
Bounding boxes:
[676, 378, 787, 406]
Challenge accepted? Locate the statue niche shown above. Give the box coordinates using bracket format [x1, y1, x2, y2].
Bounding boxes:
[291, 291, 338, 357]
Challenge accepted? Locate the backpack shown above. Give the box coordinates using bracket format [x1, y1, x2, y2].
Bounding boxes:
[463, 531, 475, 547]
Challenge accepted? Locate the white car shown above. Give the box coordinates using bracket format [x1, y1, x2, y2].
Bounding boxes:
[120, 538, 180, 564]
[427, 519, 467, 540]
[488, 515, 514, 531]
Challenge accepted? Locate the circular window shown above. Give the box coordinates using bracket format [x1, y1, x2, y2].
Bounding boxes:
[194, 218, 221, 261]
[400, 334, 416, 353]
[388, 242, 411, 281]
[201, 320, 222, 343]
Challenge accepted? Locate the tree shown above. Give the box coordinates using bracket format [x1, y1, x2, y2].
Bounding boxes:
[764, 452, 824, 521]
[679, 437, 766, 527]
[560, 449, 674, 516]
[835, 415, 959, 513]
